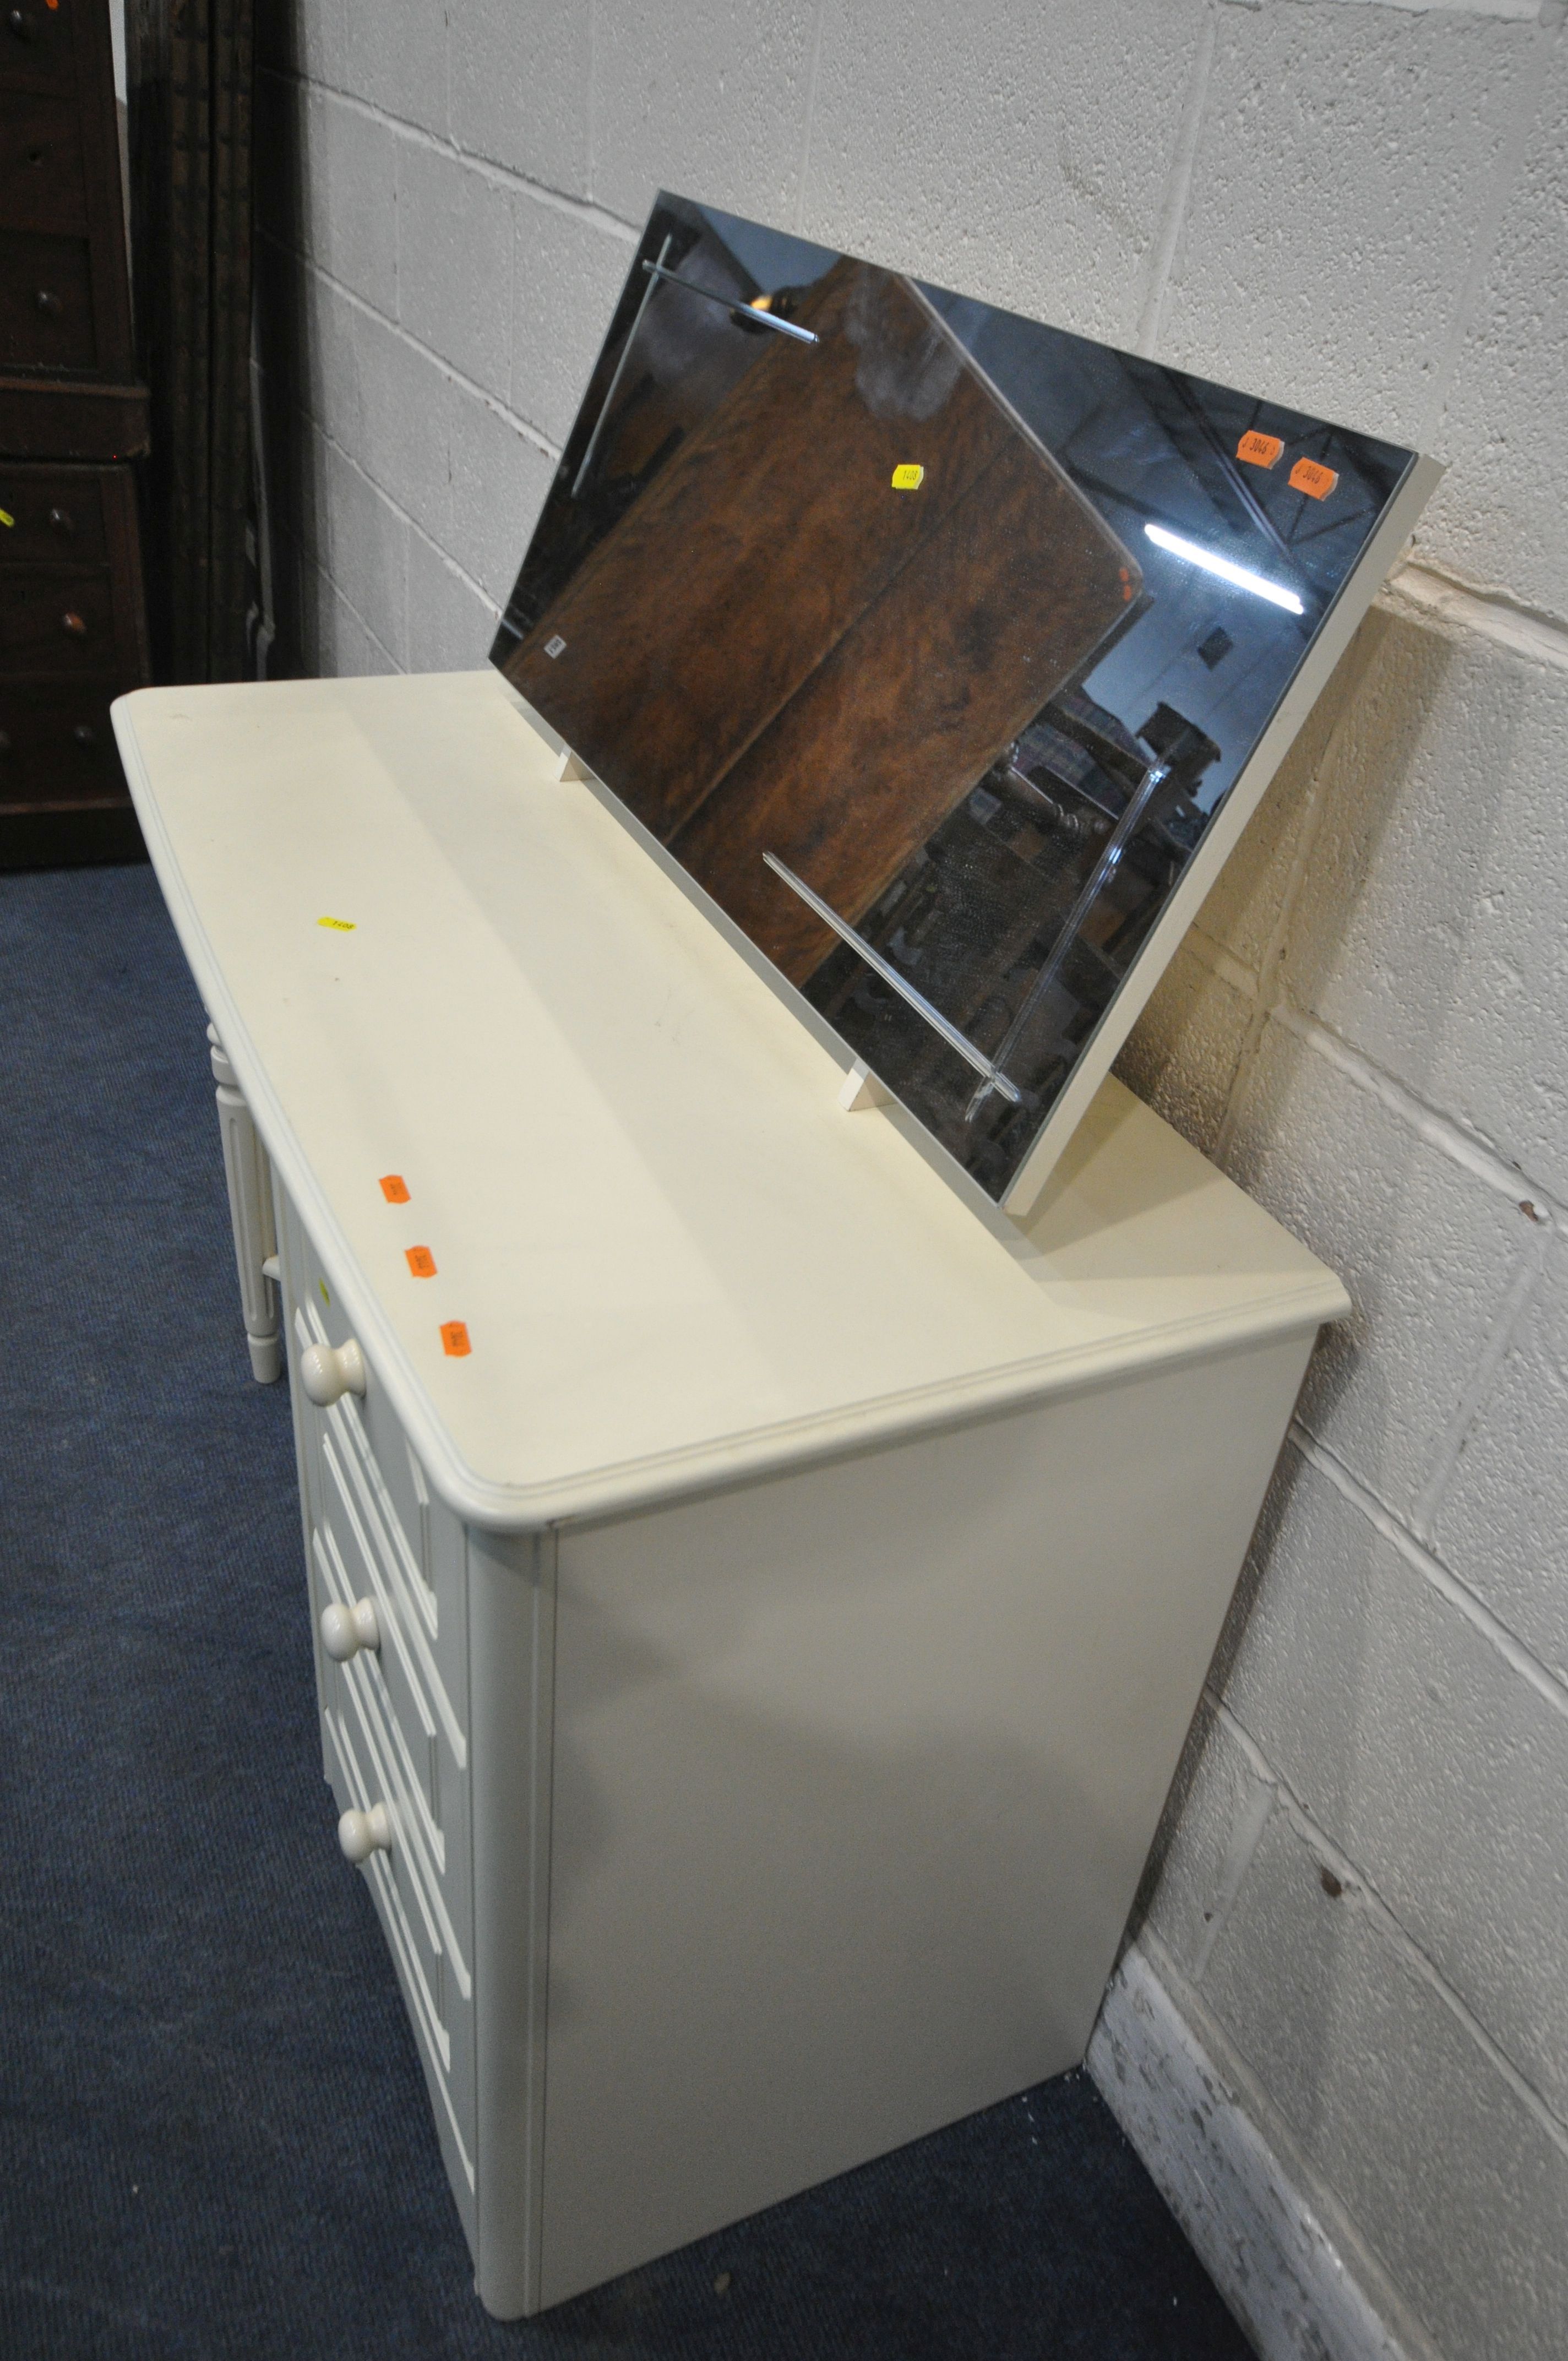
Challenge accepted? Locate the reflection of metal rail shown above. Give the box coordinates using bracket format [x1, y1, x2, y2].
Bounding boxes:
[571, 234, 674, 499]
[965, 761, 1172, 1122]
[640, 258, 820, 344]
[763, 853, 1022, 1106]
[998, 761, 1104, 846]
[1163, 373, 1298, 582]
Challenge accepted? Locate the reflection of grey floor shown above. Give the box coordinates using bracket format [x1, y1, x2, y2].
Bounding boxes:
[0, 860, 1251, 2360]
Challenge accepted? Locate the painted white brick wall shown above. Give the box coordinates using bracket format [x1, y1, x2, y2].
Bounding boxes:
[252, 6, 1568, 2354]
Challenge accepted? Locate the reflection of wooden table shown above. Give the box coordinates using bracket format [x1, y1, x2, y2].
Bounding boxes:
[503, 260, 1137, 983]
[115, 667, 1346, 2319]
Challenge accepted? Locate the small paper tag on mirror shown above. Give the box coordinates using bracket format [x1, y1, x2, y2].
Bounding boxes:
[1289, 458, 1338, 501]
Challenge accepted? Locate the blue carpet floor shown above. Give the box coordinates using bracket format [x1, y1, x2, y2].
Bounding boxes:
[0, 862, 1254, 2360]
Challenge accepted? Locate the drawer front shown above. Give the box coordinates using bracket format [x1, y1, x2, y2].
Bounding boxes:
[0, 562, 117, 674]
[282, 1311, 472, 1901]
[0, 1, 77, 93]
[0, 86, 86, 232]
[357, 1375, 473, 1732]
[321, 1642, 478, 2221]
[285, 1205, 472, 1731]
[0, 226, 95, 369]
[0, 681, 127, 807]
[0, 377, 149, 460]
[303, 1319, 473, 1911]
[273, 1188, 478, 2226]
[0, 460, 109, 562]
[273, 1190, 473, 1938]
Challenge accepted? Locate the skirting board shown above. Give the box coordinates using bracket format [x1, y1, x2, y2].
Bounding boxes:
[1086, 1939, 1443, 2361]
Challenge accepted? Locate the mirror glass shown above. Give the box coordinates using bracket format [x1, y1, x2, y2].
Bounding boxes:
[493, 193, 1416, 1201]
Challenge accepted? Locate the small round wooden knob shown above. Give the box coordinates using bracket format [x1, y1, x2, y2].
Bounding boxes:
[61, 610, 87, 638]
[72, 722, 95, 747]
[48, 505, 75, 535]
[299, 1336, 366, 1406]
[320, 1596, 380, 1662]
[35, 289, 60, 318]
[7, 11, 36, 42]
[337, 1803, 391, 1863]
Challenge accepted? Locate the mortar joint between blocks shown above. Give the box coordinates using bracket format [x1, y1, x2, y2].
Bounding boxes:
[1199, 1691, 1568, 2159]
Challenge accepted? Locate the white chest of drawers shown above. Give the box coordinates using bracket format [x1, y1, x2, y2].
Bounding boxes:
[116, 668, 1347, 2317]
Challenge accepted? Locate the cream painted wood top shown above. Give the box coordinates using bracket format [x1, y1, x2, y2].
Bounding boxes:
[115, 670, 1347, 1529]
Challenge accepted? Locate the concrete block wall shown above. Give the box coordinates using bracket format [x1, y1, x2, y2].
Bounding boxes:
[252, 4, 1568, 2354]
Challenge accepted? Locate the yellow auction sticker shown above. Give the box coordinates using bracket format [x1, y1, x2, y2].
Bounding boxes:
[0, 510, 13, 529]
[317, 915, 356, 931]
[891, 464, 924, 491]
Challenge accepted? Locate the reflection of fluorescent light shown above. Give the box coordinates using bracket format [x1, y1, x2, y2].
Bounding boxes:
[1144, 523, 1304, 615]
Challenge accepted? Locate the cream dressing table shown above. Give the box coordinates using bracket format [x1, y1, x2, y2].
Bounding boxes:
[114, 667, 1346, 2318]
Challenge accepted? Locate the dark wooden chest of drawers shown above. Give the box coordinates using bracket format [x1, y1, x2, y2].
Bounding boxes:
[1, 0, 150, 867]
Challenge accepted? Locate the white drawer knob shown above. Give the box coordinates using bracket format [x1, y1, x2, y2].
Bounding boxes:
[320, 1596, 380, 1662]
[300, 1336, 366, 1406]
[338, 1803, 392, 1863]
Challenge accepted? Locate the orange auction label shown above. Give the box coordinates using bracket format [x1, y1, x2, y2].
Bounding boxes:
[379, 1174, 410, 1204]
[1289, 457, 1338, 501]
[1237, 431, 1283, 470]
[406, 1245, 437, 1278]
[440, 1321, 471, 1358]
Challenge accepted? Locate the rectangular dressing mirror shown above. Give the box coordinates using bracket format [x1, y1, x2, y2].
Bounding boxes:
[492, 193, 1436, 1210]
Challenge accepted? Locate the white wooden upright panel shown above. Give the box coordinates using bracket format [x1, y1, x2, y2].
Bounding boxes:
[535, 1330, 1313, 2308]
[113, 671, 1349, 2320]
